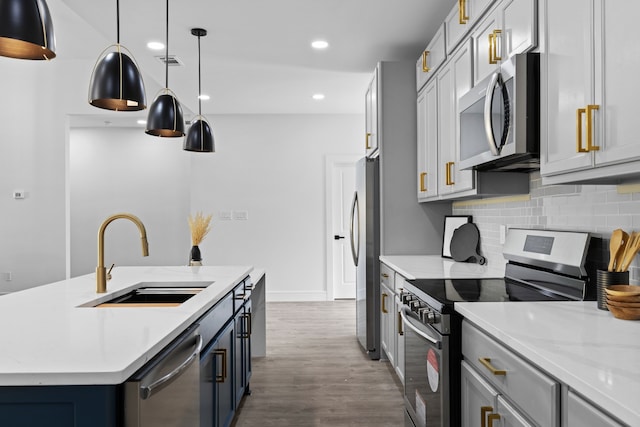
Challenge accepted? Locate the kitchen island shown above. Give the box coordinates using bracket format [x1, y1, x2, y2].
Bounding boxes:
[457, 301, 640, 426]
[0, 265, 257, 426]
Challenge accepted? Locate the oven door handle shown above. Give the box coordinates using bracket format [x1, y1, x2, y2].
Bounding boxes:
[400, 307, 442, 350]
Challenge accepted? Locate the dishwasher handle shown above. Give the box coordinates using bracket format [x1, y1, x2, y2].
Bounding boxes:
[140, 334, 203, 400]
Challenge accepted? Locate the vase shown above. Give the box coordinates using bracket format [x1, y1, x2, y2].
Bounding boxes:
[189, 245, 202, 266]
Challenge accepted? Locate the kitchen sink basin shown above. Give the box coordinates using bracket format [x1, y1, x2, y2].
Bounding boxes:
[83, 281, 213, 308]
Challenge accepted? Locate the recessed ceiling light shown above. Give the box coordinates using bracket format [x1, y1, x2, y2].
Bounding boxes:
[311, 40, 329, 49]
[198, 94, 210, 101]
[312, 93, 325, 100]
[137, 119, 146, 125]
[147, 41, 164, 50]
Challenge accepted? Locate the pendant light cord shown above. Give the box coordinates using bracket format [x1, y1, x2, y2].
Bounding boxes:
[116, 0, 120, 44]
[165, 0, 169, 88]
[197, 34, 202, 115]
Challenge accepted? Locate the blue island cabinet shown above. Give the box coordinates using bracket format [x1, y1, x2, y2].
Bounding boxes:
[0, 385, 120, 426]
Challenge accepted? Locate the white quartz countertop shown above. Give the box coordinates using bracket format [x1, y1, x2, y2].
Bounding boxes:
[379, 255, 505, 280]
[456, 301, 640, 426]
[0, 265, 252, 386]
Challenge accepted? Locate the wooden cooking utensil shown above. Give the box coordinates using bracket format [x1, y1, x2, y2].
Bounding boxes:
[609, 229, 626, 272]
[614, 230, 629, 272]
[618, 232, 640, 272]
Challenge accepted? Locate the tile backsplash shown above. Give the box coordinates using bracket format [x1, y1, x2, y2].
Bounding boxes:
[452, 171, 640, 284]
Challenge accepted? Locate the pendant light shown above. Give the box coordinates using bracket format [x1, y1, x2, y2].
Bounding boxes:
[0, 0, 56, 60]
[88, 0, 146, 111]
[145, 0, 184, 137]
[184, 28, 215, 153]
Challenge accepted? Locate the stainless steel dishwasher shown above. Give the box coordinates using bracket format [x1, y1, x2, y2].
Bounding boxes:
[124, 325, 203, 427]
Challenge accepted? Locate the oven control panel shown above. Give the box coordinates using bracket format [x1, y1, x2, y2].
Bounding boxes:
[401, 291, 441, 325]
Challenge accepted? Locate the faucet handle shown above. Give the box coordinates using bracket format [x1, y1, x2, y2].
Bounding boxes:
[107, 263, 115, 281]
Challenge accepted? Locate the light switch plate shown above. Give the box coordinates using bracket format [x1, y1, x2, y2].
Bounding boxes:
[499, 225, 507, 245]
[233, 211, 249, 220]
[218, 211, 232, 220]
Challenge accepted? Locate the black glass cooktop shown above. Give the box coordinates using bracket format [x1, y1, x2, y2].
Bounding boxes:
[406, 277, 583, 314]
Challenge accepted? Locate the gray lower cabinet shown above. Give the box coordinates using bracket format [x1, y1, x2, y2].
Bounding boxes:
[565, 389, 624, 427]
[461, 320, 560, 426]
[461, 361, 533, 427]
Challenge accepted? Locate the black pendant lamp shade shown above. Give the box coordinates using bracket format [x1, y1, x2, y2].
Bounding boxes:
[184, 28, 215, 152]
[88, 0, 146, 111]
[146, 0, 184, 137]
[146, 90, 184, 137]
[184, 116, 214, 152]
[0, 0, 56, 60]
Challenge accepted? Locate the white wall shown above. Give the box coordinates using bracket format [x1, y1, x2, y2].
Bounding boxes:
[69, 127, 191, 277]
[190, 114, 362, 300]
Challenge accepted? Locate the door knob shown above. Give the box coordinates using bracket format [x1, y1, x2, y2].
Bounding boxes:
[334, 235, 345, 240]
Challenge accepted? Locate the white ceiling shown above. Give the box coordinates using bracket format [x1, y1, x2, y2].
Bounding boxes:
[53, 0, 456, 125]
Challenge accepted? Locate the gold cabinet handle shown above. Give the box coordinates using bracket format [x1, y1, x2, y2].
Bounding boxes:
[419, 172, 427, 192]
[481, 407, 493, 427]
[576, 108, 587, 152]
[365, 132, 372, 149]
[479, 357, 507, 375]
[488, 33, 495, 64]
[381, 293, 388, 314]
[586, 104, 600, 151]
[488, 413, 501, 427]
[422, 51, 430, 72]
[445, 162, 455, 185]
[214, 349, 228, 383]
[398, 310, 404, 336]
[492, 30, 502, 62]
[381, 273, 389, 278]
[459, 0, 469, 24]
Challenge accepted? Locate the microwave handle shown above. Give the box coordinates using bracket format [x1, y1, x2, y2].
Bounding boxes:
[483, 72, 510, 156]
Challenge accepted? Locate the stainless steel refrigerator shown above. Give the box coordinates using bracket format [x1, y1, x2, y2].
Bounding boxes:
[350, 157, 380, 359]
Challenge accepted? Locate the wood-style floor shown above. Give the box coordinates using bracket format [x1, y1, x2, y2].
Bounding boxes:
[232, 301, 404, 426]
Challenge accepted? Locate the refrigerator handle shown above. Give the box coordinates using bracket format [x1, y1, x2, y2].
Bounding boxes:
[349, 191, 359, 266]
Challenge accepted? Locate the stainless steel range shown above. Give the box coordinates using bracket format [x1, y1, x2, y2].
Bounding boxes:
[401, 228, 601, 427]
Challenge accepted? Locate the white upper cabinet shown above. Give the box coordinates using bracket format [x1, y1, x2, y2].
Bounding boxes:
[472, 0, 537, 86]
[541, 0, 640, 184]
[439, 42, 475, 196]
[415, 23, 447, 92]
[365, 70, 379, 158]
[445, 0, 495, 53]
[417, 79, 439, 201]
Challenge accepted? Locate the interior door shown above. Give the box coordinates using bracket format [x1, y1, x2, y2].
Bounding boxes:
[330, 158, 357, 299]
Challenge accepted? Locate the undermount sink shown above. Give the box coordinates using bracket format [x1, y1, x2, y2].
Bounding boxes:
[83, 281, 214, 308]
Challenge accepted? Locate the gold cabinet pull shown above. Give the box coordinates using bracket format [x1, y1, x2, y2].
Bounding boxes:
[481, 406, 493, 427]
[479, 357, 507, 375]
[419, 172, 427, 192]
[381, 273, 389, 278]
[445, 162, 455, 185]
[586, 104, 600, 151]
[214, 349, 228, 383]
[488, 413, 501, 427]
[488, 33, 495, 64]
[422, 51, 430, 72]
[459, 0, 469, 24]
[576, 108, 587, 152]
[492, 30, 502, 62]
[381, 293, 388, 314]
[365, 132, 372, 149]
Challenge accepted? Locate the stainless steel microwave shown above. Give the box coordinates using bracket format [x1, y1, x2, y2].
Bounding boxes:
[458, 53, 539, 171]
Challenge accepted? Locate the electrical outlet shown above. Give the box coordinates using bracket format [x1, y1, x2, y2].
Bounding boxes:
[233, 211, 248, 220]
[13, 190, 25, 199]
[218, 211, 232, 221]
[499, 225, 507, 245]
[2, 272, 12, 281]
